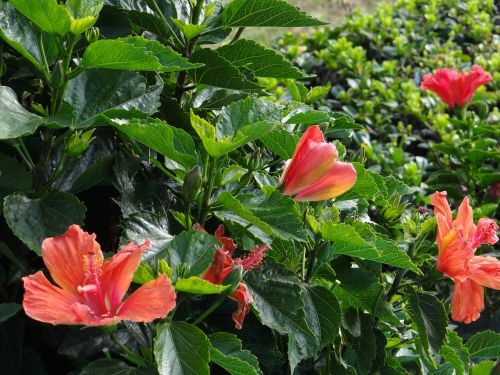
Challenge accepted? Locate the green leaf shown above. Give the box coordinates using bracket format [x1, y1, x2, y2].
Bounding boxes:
[331, 262, 399, 324]
[0, 2, 58, 72]
[261, 130, 299, 159]
[305, 84, 331, 104]
[3, 191, 86, 254]
[216, 39, 303, 79]
[190, 111, 275, 158]
[215, 190, 307, 243]
[268, 238, 300, 271]
[285, 110, 331, 126]
[465, 330, 500, 359]
[471, 361, 495, 375]
[320, 223, 419, 273]
[285, 80, 308, 102]
[0, 303, 21, 323]
[189, 48, 262, 91]
[156, 229, 217, 280]
[82, 36, 200, 71]
[0, 86, 43, 139]
[307, 286, 341, 348]
[221, 0, 326, 27]
[336, 163, 379, 201]
[193, 88, 249, 111]
[175, 277, 230, 294]
[216, 97, 282, 138]
[0, 154, 31, 213]
[347, 314, 377, 374]
[121, 210, 173, 265]
[172, 19, 206, 42]
[407, 288, 447, 354]
[64, 69, 162, 129]
[439, 331, 469, 375]
[112, 118, 198, 171]
[155, 321, 210, 375]
[209, 333, 262, 375]
[10, 0, 71, 35]
[244, 263, 316, 369]
[78, 358, 135, 375]
[67, 0, 102, 34]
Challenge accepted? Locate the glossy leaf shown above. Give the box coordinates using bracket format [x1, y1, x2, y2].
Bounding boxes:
[320, 222, 419, 273]
[155, 321, 210, 375]
[190, 111, 275, 158]
[3, 191, 86, 254]
[215, 190, 307, 243]
[82, 36, 200, 71]
[189, 48, 262, 91]
[217, 39, 303, 79]
[156, 229, 217, 280]
[209, 332, 262, 375]
[261, 130, 299, 160]
[0, 2, 58, 72]
[0, 86, 43, 139]
[10, 0, 71, 35]
[64, 69, 162, 129]
[221, 0, 326, 27]
[112, 117, 198, 171]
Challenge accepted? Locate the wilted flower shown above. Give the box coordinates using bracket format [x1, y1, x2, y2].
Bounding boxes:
[195, 224, 268, 329]
[431, 192, 499, 323]
[23, 225, 176, 326]
[279, 125, 357, 201]
[421, 65, 492, 108]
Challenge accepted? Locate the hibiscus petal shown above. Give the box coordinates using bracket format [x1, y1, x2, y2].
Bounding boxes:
[454, 196, 476, 242]
[42, 224, 102, 296]
[293, 161, 357, 201]
[117, 275, 176, 322]
[471, 218, 499, 249]
[451, 278, 484, 324]
[22, 271, 82, 325]
[468, 256, 500, 290]
[430, 191, 453, 232]
[228, 283, 254, 330]
[100, 240, 150, 311]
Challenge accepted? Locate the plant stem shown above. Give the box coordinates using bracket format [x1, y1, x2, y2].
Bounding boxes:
[230, 27, 245, 43]
[193, 296, 224, 326]
[199, 156, 216, 226]
[109, 332, 147, 367]
[387, 269, 408, 301]
[12, 141, 35, 171]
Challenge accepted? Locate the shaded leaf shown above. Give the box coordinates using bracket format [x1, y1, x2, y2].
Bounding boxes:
[189, 48, 262, 91]
[64, 69, 162, 129]
[4, 191, 86, 254]
[0, 154, 31, 213]
[0, 86, 43, 139]
[465, 330, 500, 359]
[209, 332, 262, 375]
[0, 303, 21, 323]
[261, 130, 299, 160]
[155, 321, 210, 375]
[407, 288, 447, 354]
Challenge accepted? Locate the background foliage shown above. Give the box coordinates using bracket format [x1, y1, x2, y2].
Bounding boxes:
[0, 0, 498, 374]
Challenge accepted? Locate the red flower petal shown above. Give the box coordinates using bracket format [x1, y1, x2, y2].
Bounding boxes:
[451, 278, 484, 324]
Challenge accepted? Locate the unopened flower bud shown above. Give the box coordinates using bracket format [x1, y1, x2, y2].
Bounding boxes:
[85, 27, 100, 44]
[65, 129, 95, 158]
[221, 265, 243, 295]
[50, 60, 66, 91]
[183, 165, 202, 202]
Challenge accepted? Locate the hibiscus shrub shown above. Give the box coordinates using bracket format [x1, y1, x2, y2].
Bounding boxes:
[0, 0, 499, 374]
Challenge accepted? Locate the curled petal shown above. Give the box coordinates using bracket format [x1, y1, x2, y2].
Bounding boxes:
[293, 161, 357, 201]
[471, 218, 499, 249]
[202, 247, 234, 285]
[117, 275, 176, 322]
[431, 191, 453, 240]
[214, 225, 237, 255]
[42, 224, 103, 297]
[228, 283, 254, 330]
[468, 256, 500, 290]
[454, 196, 476, 243]
[100, 240, 150, 311]
[451, 278, 484, 324]
[22, 271, 82, 325]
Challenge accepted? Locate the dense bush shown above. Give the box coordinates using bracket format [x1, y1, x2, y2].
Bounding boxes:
[0, 0, 499, 374]
[277, 0, 499, 204]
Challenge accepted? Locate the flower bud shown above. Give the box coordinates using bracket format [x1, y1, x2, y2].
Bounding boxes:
[65, 129, 95, 158]
[221, 265, 243, 295]
[183, 165, 202, 202]
[85, 27, 100, 44]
